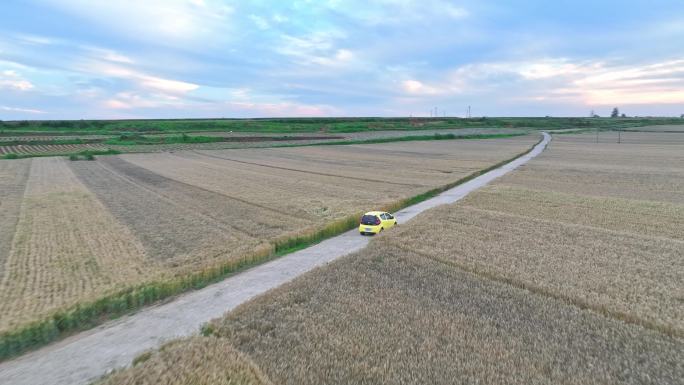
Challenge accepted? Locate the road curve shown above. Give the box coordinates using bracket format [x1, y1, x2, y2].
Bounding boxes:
[0, 133, 551, 385]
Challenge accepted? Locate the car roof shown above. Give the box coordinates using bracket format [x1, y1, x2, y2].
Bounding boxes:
[364, 211, 386, 215]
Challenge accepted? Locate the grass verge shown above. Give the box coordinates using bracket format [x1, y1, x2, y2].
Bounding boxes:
[0, 134, 544, 362]
[104, 133, 222, 146]
[272, 132, 526, 149]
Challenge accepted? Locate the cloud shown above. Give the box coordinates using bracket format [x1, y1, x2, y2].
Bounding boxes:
[249, 15, 270, 30]
[38, 0, 234, 46]
[276, 32, 359, 69]
[4, 1, 684, 118]
[14, 34, 57, 46]
[568, 59, 684, 105]
[444, 5, 469, 19]
[83, 47, 134, 64]
[225, 101, 340, 117]
[401, 79, 443, 95]
[1, 105, 46, 114]
[327, 0, 470, 26]
[103, 92, 182, 110]
[77, 60, 199, 95]
[138, 76, 199, 94]
[0, 70, 34, 91]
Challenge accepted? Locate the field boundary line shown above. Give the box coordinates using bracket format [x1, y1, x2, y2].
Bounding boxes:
[160, 153, 326, 220]
[396, 243, 682, 339]
[452, 205, 684, 244]
[188, 151, 424, 187]
[0, 134, 547, 377]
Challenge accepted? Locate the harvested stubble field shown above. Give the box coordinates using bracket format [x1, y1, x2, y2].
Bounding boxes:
[118, 137, 534, 222]
[0, 144, 110, 156]
[0, 158, 156, 333]
[101, 132, 683, 385]
[0, 135, 537, 357]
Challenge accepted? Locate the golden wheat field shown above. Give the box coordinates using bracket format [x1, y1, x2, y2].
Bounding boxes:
[0, 136, 537, 338]
[393, 132, 684, 336]
[96, 337, 272, 385]
[112, 236, 683, 385]
[99, 132, 684, 385]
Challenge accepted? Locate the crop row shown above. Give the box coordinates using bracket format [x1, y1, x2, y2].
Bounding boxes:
[0, 144, 109, 156]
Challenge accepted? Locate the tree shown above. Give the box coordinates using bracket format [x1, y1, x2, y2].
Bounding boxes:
[611, 107, 619, 118]
[620, 113, 626, 118]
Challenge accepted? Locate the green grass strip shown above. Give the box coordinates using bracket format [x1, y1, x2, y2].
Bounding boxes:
[0, 134, 544, 361]
[269, 132, 526, 149]
[104, 133, 223, 146]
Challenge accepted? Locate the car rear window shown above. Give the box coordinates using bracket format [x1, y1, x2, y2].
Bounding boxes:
[360, 215, 380, 225]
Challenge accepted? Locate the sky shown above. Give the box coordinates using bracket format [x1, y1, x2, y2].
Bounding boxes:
[1, 0, 683, 119]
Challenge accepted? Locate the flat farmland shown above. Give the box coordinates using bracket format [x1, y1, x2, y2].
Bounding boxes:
[0, 135, 537, 354]
[0, 127, 529, 158]
[100, 132, 683, 385]
[119, 137, 534, 221]
[391, 132, 684, 336]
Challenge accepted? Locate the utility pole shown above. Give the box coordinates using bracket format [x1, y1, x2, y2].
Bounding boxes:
[618, 127, 621, 144]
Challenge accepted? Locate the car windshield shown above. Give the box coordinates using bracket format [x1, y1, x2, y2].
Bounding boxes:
[360, 215, 379, 225]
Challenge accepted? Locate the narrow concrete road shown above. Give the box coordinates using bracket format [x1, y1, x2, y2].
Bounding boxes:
[0, 133, 551, 385]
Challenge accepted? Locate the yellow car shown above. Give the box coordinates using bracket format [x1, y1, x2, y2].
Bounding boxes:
[359, 211, 397, 235]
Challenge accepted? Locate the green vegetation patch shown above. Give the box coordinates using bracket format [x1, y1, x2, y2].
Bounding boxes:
[2, 116, 682, 135]
[104, 133, 222, 146]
